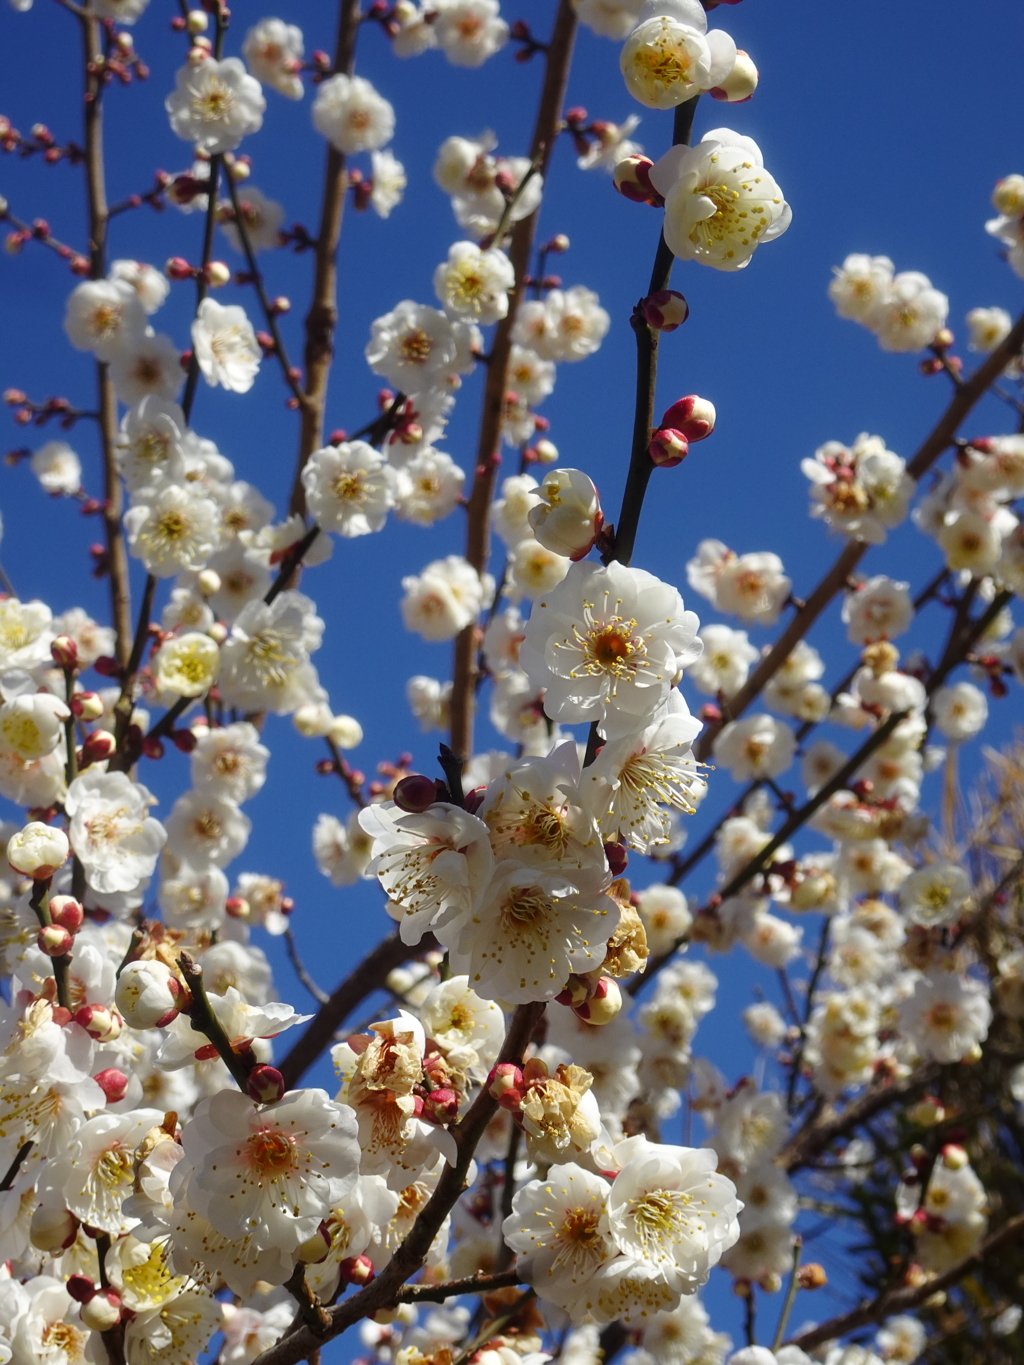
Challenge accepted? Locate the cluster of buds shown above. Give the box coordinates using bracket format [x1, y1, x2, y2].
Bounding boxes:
[2, 215, 90, 275]
[4, 390, 92, 431]
[66, 1276, 123, 1332]
[0, 116, 84, 164]
[648, 395, 717, 468]
[920, 328, 964, 378]
[37, 894, 85, 960]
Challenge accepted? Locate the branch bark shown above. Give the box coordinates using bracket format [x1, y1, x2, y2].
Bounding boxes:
[448, 0, 578, 760]
[289, 0, 362, 517]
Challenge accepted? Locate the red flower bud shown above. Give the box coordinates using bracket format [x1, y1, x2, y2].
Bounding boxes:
[50, 895, 84, 934]
[247, 1065, 286, 1105]
[487, 1062, 525, 1111]
[339, 1253, 375, 1285]
[642, 289, 689, 332]
[94, 1068, 128, 1103]
[65, 1274, 95, 1304]
[659, 395, 716, 442]
[423, 1087, 459, 1125]
[603, 840, 628, 877]
[51, 635, 79, 669]
[394, 773, 440, 813]
[38, 925, 73, 957]
[648, 428, 689, 468]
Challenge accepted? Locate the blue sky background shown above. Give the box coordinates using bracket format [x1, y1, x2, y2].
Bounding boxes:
[2, 0, 1024, 1353]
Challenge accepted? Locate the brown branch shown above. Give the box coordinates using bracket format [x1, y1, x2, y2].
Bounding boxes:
[394, 1269, 523, 1305]
[695, 306, 1024, 762]
[180, 153, 223, 423]
[289, 0, 363, 517]
[177, 951, 253, 1091]
[0, 1140, 34, 1192]
[448, 0, 578, 760]
[283, 927, 330, 1005]
[75, 4, 131, 667]
[277, 929, 436, 1090]
[251, 1003, 544, 1365]
[786, 1210, 1024, 1352]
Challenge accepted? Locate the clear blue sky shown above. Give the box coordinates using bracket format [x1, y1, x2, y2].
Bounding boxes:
[1, 0, 1023, 1352]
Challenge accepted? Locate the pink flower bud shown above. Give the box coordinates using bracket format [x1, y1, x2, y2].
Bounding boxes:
[74, 1004, 123, 1043]
[423, 1087, 459, 1125]
[81, 729, 116, 763]
[612, 154, 663, 206]
[94, 1068, 128, 1103]
[603, 840, 628, 877]
[171, 728, 198, 754]
[642, 290, 689, 333]
[487, 1062, 525, 1111]
[648, 428, 690, 468]
[50, 895, 84, 934]
[659, 395, 717, 442]
[554, 975, 590, 1008]
[38, 922, 73, 955]
[246, 1065, 286, 1105]
[65, 1275, 95, 1304]
[572, 976, 623, 1026]
[941, 1143, 969, 1170]
[81, 1289, 122, 1332]
[51, 635, 79, 669]
[30, 1205, 79, 1253]
[71, 691, 104, 722]
[165, 256, 194, 281]
[339, 1253, 375, 1285]
[710, 49, 759, 102]
[394, 774, 440, 813]
[225, 895, 250, 920]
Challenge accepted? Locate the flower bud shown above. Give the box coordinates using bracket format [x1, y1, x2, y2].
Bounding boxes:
[648, 428, 689, 468]
[941, 1143, 969, 1170]
[339, 1254, 375, 1286]
[8, 822, 70, 880]
[208, 621, 229, 645]
[30, 1205, 79, 1253]
[94, 1068, 128, 1103]
[71, 691, 104, 721]
[81, 729, 117, 764]
[572, 976, 622, 1025]
[603, 840, 628, 877]
[907, 1095, 945, 1127]
[613, 153, 662, 206]
[247, 1065, 286, 1105]
[487, 1062, 524, 1111]
[196, 568, 221, 596]
[296, 1221, 333, 1264]
[532, 437, 559, 464]
[423, 1087, 459, 1125]
[528, 468, 602, 560]
[660, 395, 716, 442]
[797, 1262, 828, 1290]
[394, 774, 439, 814]
[115, 959, 182, 1030]
[993, 173, 1024, 216]
[165, 256, 194, 281]
[186, 8, 208, 32]
[51, 635, 79, 669]
[65, 1275, 95, 1304]
[329, 714, 363, 749]
[189, 42, 211, 65]
[642, 289, 689, 332]
[81, 1289, 122, 1332]
[225, 895, 250, 920]
[205, 261, 231, 288]
[74, 1004, 123, 1043]
[555, 975, 590, 1009]
[711, 49, 759, 102]
[50, 895, 84, 934]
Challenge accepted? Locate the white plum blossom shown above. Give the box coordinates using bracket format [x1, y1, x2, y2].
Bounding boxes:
[218, 592, 324, 714]
[843, 576, 914, 644]
[29, 441, 81, 495]
[898, 971, 992, 1063]
[124, 481, 221, 576]
[221, 185, 286, 253]
[192, 298, 262, 394]
[689, 624, 759, 697]
[401, 555, 491, 642]
[802, 434, 913, 544]
[166, 56, 266, 154]
[829, 253, 895, 323]
[434, 241, 515, 325]
[65, 769, 167, 894]
[513, 287, 610, 362]
[713, 714, 796, 781]
[302, 441, 397, 538]
[620, 9, 735, 110]
[687, 540, 791, 624]
[110, 332, 185, 405]
[312, 73, 395, 154]
[899, 862, 971, 928]
[433, 0, 509, 67]
[63, 278, 147, 361]
[243, 17, 304, 99]
[872, 271, 949, 352]
[367, 301, 476, 390]
[369, 148, 407, 217]
[932, 681, 988, 742]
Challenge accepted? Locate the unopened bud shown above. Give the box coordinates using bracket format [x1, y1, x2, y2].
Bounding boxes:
[165, 256, 193, 280]
[296, 1220, 333, 1264]
[642, 289, 689, 332]
[74, 1004, 123, 1043]
[186, 9, 208, 32]
[247, 1065, 286, 1105]
[8, 821, 70, 880]
[205, 261, 231, 288]
[30, 1205, 79, 1253]
[94, 1068, 128, 1103]
[423, 1087, 459, 1124]
[329, 714, 363, 750]
[710, 49, 759, 102]
[992, 173, 1024, 217]
[37, 924, 70, 960]
[933, 327, 955, 350]
[51, 635, 79, 669]
[660, 395, 716, 443]
[797, 1262, 828, 1289]
[71, 691, 104, 722]
[613, 153, 662, 205]
[188, 41, 211, 64]
[941, 1143, 969, 1170]
[225, 895, 250, 920]
[572, 976, 622, 1025]
[532, 437, 558, 465]
[394, 774, 439, 814]
[65, 1275, 95, 1304]
[648, 428, 689, 468]
[339, 1253, 375, 1285]
[487, 1062, 525, 1111]
[196, 568, 221, 596]
[555, 974, 591, 1008]
[907, 1096, 946, 1127]
[603, 840, 628, 877]
[529, 467, 602, 559]
[48, 896, 83, 934]
[270, 296, 291, 315]
[208, 621, 228, 645]
[81, 729, 116, 763]
[546, 233, 570, 253]
[81, 1289, 122, 1332]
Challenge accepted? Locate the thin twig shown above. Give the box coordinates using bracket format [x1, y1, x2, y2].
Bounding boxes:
[283, 927, 330, 1005]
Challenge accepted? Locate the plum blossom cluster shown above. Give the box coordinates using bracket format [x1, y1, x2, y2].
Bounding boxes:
[3, 1, 1024, 1364]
